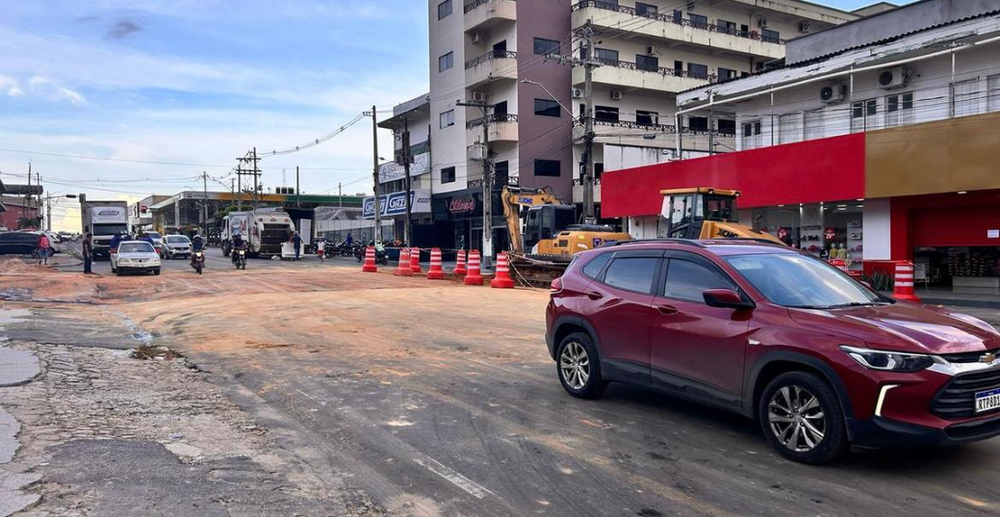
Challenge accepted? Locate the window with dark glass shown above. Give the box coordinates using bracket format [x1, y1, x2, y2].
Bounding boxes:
[636, 54, 659, 72]
[595, 105, 619, 122]
[689, 14, 708, 29]
[674, 60, 684, 74]
[717, 19, 736, 34]
[636, 110, 658, 126]
[494, 161, 509, 187]
[664, 259, 735, 302]
[533, 37, 561, 56]
[582, 253, 611, 279]
[718, 119, 736, 135]
[718, 67, 737, 81]
[439, 51, 454, 72]
[441, 166, 456, 183]
[762, 29, 780, 43]
[688, 116, 708, 131]
[534, 98, 561, 118]
[687, 63, 708, 80]
[595, 162, 604, 179]
[437, 0, 452, 20]
[603, 258, 659, 293]
[534, 159, 561, 177]
[494, 100, 507, 116]
[672, 9, 682, 23]
[594, 48, 619, 64]
[636, 2, 658, 17]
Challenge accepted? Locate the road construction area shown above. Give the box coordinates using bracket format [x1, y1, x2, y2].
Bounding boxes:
[2, 258, 1000, 516]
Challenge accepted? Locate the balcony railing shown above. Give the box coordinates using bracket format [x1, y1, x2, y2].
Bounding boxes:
[592, 57, 717, 82]
[464, 0, 514, 14]
[571, 0, 784, 44]
[466, 113, 518, 129]
[465, 50, 518, 69]
[577, 118, 734, 139]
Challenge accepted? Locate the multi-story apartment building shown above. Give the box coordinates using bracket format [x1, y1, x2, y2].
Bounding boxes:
[602, 1, 1000, 293]
[377, 94, 434, 245]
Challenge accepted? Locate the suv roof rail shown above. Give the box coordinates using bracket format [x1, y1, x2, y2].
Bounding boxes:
[702, 238, 785, 247]
[599, 238, 705, 248]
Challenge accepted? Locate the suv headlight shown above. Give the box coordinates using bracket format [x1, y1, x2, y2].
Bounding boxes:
[840, 345, 936, 372]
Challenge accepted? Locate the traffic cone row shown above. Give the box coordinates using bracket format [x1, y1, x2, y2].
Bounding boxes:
[374, 247, 515, 289]
[454, 249, 467, 275]
[464, 250, 483, 285]
[395, 247, 413, 276]
[361, 246, 378, 273]
[410, 247, 422, 274]
[427, 248, 445, 280]
[490, 252, 514, 289]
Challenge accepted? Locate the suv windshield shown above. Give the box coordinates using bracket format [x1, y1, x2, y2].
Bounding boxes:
[118, 242, 155, 253]
[725, 253, 885, 309]
[165, 236, 190, 244]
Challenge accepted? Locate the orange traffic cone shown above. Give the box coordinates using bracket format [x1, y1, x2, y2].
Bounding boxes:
[410, 247, 422, 274]
[893, 261, 920, 302]
[395, 248, 413, 276]
[427, 248, 445, 280]
[490, 252, 515, 289]
[464, 250, 483, 285]
[453, 249, 467, 276]
[361, 246, 378, 273]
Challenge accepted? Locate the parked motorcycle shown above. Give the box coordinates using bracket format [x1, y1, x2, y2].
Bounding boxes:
[191, 250, 205, 275]
[233, 248, 247, 270]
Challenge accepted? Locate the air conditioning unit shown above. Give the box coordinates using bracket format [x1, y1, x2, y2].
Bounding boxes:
[572, 88, 583, 99]
[820, 84, 847, 104]
[758, 18, 768, 28]
[610, 90, 624, 101]
[646, 45, 657, 55]
[878, 67, 908, 89]
[798, 21, 811, 33]
[471, 91, 487, 103]
[471, 32, 482, 44]
[467, 143, 487, 162]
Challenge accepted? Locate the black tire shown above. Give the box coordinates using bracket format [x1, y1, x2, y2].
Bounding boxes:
[758, 371, 848, 465]
[556, 332, 608, 400]
[154, 268, 160, 276]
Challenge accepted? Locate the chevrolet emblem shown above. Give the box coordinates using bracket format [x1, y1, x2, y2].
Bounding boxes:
[981, 352, 997, 364]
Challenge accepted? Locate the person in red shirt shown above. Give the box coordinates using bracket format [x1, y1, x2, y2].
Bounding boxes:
[37, 233, 51, 265]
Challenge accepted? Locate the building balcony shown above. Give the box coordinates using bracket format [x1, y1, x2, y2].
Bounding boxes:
[464, 0, 516, 33]
[573, 59, 712, 94]
[465, 50, 518, 89]
[571, 1, 785, 60]
[574, 120, 736, 152]
[466, 113, 518, 144]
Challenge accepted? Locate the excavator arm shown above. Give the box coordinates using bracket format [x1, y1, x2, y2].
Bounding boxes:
[500, 186, 564, 253]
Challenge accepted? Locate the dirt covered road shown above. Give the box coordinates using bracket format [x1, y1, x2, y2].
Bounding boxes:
[3, 259, 1000, 516]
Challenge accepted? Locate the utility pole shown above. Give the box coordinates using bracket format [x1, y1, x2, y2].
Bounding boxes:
[457, 99, 494, 265]
[251, 147, 260, 209]
[202, 171, 208, 236]
[401, 117, 413, 245]
[236, 161, 243, 211]
[366, 106, 383, 242]
[25, 161, 30, 221]
[295, 166, 301, 207]
[46, 196, 51, 232]
[581, 21, 597, 225]
[338, 183, 342, 208]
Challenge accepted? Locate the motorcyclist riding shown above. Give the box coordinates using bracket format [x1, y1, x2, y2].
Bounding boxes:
[190, 234, 205, 267]
[231, 233, 246, 265]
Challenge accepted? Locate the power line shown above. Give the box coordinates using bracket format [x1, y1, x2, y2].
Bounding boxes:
[0, 148, 232, 168]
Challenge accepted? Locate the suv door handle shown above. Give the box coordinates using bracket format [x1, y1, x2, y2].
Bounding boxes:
[586, 291, 604, 300]
[657, 305, 678, 315]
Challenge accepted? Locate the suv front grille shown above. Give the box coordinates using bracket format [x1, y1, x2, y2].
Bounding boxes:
[939, 348, 1000, 364]
[931, 368, 1000, 419]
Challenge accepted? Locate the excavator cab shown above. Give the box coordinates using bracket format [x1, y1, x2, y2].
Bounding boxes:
[659, 187, 782, 245]
[523, 204, 576, 251]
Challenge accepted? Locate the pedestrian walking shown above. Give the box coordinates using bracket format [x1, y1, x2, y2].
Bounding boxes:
[291, 231, 303, 261]
[82, 233, 94, 274]
[316, 239, 326, 263]
[37, 232, 51, 265]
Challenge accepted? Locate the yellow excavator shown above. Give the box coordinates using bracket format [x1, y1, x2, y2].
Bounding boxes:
[659, 188, 784, 244]
[501, 185, 630, 286]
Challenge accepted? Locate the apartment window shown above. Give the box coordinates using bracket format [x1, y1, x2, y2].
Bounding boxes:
[674, 60, 684, 75]
[989, 74, 1000, 112]
[687, 63, 708, 80]
[534, 159, 561, 177]
[494, 100, 508, 116]
[778, 113, 802, 144]
[594, 48, 619, 64]
[439, 109, 455, 128]
[885, 91, 914, 127]
[495, 161, 509, 187]
[595, 105, 619, 123]
[438, 51, 454, 72]
[441, 166, 456, 184]
[718, 119, 736, 135]
[636, 54, 659, 72]
[804, 109, 824, 140]
[851, 98, 878, 132]
[689, 14, 708, 29]
[688, 116, 708, 131]
[437, 0, 452, 20]
[636, 2, 658, 17]
[717, 19, 737, 35]
[534, 98, 561, 118]
[952, 78, 982, 117]
[718, 67, 738, 81]
[672, 10, 682, 24]
[761, 29, 780, 44]
[533, 37, 561, 56]
[636, 110, 658, 126]
[742, 120, 762, 149]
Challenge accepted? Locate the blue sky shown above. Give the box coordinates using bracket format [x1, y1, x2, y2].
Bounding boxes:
[0, 0, 911, 230]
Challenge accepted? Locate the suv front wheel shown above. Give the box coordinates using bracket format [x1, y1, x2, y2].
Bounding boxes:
[556, 332, 607, 399]
[758, 371, 848, 464]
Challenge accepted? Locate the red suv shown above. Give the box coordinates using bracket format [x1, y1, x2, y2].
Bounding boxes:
[546, 239, 1000, 464]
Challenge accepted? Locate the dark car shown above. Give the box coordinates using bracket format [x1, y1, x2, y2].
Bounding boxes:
[546, 239, 1000, 464]
[0, 231, 41, 255]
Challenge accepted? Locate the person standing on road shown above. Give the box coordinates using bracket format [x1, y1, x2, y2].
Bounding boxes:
[109, 232, 123, 253]
[290, 231, 302, 261]
[316, 239, 325, 263]
[82, 233, 94, 274]
[37, 232, 51, 265]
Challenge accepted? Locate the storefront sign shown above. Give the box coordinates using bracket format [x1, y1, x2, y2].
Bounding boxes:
[362, 189, 431, 219]
[824, 227, 836, 240]
[449, 197, 476, 215]
[378, 153, 430, 184]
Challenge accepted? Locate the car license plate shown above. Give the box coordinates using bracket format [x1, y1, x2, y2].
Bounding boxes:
[975, 388, 1000, 414]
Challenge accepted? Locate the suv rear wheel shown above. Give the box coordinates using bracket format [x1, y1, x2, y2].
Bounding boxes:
[759, 371, 848, 464]
[557, 332, 607, 399]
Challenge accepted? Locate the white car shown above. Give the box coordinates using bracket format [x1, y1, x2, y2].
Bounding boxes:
[111, 241, 161, 276]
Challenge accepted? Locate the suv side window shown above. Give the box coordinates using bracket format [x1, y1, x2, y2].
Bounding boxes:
[603, 257, 659, 293]
[663, 258, 735, 302]
[581, 252, 611, 279]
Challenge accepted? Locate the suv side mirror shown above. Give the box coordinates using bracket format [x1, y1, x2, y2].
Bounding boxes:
[703, 289, 755, 310]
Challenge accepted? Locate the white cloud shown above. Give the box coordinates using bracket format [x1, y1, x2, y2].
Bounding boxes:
[27, 76, 88, 105]
[0, 74, 23, 96]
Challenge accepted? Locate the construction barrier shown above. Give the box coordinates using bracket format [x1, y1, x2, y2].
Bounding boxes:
[410, 247, 422, 274]
[464, 250, 483, 286]
[427, 248, 445, 280]
[395, 247, 413, 277]
[361, 246, 378, 273]
[893, 261, 921, 302]
[490, 252, 515, 289]
[453, 249, 467, 276]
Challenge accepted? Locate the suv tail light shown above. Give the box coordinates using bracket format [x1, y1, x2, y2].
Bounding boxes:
[550, 277, 563, 294]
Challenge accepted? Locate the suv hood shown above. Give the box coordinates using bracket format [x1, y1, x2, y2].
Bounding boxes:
[788, 303, 1000, 354]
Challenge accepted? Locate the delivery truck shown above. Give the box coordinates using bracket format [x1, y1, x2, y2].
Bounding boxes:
[80, 199, 129, 259]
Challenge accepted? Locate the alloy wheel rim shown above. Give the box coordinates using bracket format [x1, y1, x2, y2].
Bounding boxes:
[559, 342, 590, 390]
[768, 385, 826, 452]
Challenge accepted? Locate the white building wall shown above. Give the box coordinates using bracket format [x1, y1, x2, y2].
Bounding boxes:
[429, 0, 468, 195]
[862, 199, 892, 260]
